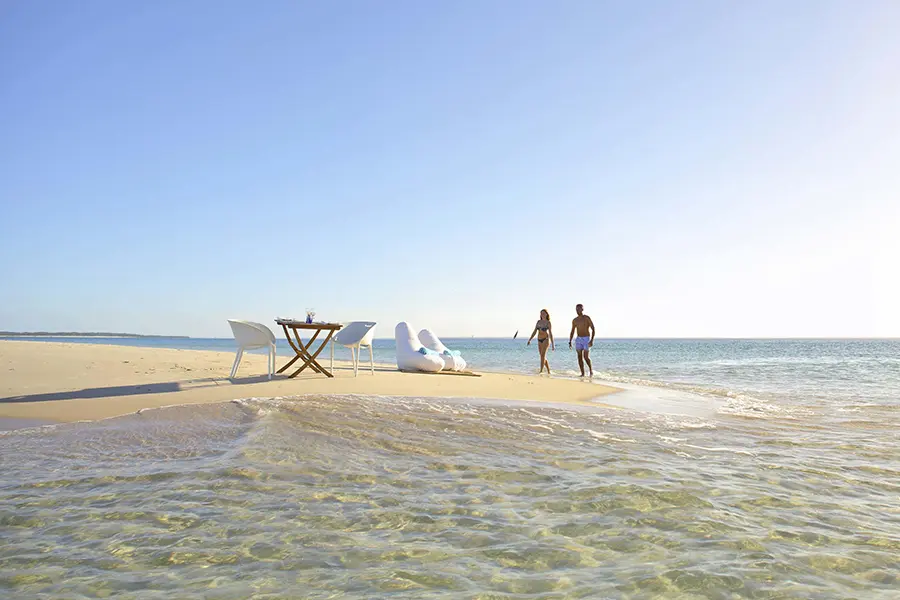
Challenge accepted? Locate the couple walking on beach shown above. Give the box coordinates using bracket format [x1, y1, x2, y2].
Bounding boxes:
[526, 304, 596, 377]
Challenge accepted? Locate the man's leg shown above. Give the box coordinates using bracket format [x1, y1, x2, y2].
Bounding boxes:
[576, 349, 585, 376]
[583, 349, 593, 376]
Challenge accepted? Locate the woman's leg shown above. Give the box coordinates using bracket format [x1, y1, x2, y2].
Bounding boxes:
[538, 341, 548, 373]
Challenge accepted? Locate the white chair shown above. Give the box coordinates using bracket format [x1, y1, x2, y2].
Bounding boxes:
[331, 321, 377, 376]
[395, 322, 444, 373]
[227, 320, 277, 380]
[419, 328, 467, 371]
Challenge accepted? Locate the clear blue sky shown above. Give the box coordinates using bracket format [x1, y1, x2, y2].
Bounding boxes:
[1, 1, 898, 338]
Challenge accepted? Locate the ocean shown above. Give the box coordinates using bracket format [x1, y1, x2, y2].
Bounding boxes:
[1, 337, 898, 598]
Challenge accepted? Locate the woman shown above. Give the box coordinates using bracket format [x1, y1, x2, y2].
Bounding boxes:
[526, 309, 555, 374]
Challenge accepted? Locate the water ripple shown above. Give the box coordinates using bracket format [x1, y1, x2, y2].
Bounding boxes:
[1, 395, 898, 599]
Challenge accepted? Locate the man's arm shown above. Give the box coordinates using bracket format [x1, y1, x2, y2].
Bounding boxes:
[569, 319, 576, 347]
[588, 317, 595, 347]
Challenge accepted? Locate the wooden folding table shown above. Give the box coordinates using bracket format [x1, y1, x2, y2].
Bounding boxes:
[275, 320, 343, 378]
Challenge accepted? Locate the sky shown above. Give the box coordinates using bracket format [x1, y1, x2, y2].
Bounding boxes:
[1, 1, 898, 338]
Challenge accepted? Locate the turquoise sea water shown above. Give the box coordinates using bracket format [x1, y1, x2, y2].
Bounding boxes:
[1, 338, 898, 598]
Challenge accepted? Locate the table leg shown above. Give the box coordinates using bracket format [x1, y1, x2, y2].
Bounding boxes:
[277, 324, 303, 374]
[290, 329, 337, 378]
[292, 329, 324, 374]
[313, 330, 338, 377]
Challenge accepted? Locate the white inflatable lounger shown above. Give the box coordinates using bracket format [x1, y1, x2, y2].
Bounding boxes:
[395, 322, 444, 373]
[418, 328, 467, 372]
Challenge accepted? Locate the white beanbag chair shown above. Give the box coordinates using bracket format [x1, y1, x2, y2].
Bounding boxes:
[395, 322, 444, 373]
[418, 328, 467, 371]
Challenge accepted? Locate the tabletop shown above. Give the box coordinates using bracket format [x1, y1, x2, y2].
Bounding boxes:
[275, 319, 343, 331]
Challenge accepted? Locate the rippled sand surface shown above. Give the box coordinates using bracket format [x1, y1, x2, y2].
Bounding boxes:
[1, 395, 898, 599]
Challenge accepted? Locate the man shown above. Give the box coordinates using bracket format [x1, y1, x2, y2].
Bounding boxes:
[568, 303, 595, 377]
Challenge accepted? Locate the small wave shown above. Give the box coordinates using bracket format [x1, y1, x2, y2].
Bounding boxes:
[681, 444, 758, 457]
[592, 371, 751, 401]
[231, 396, 294, 417]
[582, 428, 636, 443]
[717, 393, 814, 420]
[0, 421, 62, 437]
[657, 435, 688, 443]
[526, 423, 554, 433]
[585, 371, 821, 422]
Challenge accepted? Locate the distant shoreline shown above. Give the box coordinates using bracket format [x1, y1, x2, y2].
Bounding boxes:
[0, 332, 189, 339]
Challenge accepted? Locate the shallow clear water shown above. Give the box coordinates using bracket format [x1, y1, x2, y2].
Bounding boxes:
[1, 338, 898, 598]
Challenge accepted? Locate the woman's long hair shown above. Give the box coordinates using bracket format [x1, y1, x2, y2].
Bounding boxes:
[540, 309, 550, 322]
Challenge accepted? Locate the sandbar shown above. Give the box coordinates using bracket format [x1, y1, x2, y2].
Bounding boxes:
[0, 341, 619, 424]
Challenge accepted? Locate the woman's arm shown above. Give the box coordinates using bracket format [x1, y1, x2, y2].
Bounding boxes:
[526, 324, 539, 345]
[549, 324, 555, 350]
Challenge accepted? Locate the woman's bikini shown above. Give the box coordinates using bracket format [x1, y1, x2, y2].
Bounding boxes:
[537, 322, 550, 345]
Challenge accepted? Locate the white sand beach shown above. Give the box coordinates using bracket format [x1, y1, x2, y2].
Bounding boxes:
[0, 341, 620, 424]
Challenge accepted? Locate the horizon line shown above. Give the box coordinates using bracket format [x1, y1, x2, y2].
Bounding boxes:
[3, 334, 898, 342]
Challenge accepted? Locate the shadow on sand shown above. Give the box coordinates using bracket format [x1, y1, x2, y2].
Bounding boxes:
[0, 364, 401, 404]
[0, 375, 275, 404]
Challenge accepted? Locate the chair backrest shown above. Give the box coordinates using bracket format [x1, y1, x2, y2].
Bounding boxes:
[394, 321, 422, 352]
[418, 329, 449, 353]
[333, 321, 377, 347]
[227, 319, 276, 347]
